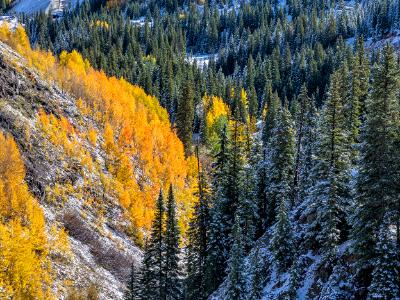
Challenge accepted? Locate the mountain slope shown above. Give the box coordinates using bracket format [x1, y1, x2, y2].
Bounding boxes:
[0, 39, 141, 299]
[11, 0, 83, 15]
[0, 24, 194, 299]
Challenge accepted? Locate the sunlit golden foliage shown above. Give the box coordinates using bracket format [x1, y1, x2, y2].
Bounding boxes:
[0, 24, 195, 234]
[90, 20, 109, 30]
[0, 131, 54, 299]
[203, 95, 229, 147]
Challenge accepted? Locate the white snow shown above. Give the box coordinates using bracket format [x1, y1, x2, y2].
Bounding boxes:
[11, 0, 84, 15]
[364, 32, 400, 50]
[131, 17, 153, 27]
[0, 15, 19, 29]
[186, 53, 218, 68]
[296, 252, 321, 299]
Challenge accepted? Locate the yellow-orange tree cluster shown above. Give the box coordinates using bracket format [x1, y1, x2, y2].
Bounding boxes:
[0, 131, 54, 299]
[0, 24, 196, 237]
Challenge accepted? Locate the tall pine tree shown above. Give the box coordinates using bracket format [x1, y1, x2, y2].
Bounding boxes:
[265, 103, 295, 226]
[367, 212, 400, 299]
[303, 71, 351, 254]
[176, 69, 195, 156]
[352, 44, 400, 295]
[142, 190, 166, 299]
[185, 149, 210, 300]
[226, 215, 246, 300]
[164, 185, 182, 300]
[124, 263, 142, 300]
[270, 199, 294, 270]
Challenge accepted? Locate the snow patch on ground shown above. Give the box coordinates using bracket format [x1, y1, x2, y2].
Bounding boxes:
[131, 17, 153, 27]
[296, 252, 321, 299]
[11, 0, 84, 15]
[186, 53, 218, 68]
[346, 31, 400, 51]
[0, 15, 19, 29]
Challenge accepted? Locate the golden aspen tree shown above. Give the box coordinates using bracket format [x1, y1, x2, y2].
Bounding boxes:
[0, 131, 54, 299]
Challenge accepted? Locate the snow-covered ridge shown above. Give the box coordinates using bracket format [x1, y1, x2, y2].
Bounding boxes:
[11, 0, 83, 16]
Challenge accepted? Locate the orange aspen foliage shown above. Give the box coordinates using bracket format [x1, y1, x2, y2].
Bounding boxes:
[0, 25, 196, 235]
[0, 131, 54, 299]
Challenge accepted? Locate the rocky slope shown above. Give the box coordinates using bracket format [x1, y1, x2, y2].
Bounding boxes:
[0, 40, 141, 299]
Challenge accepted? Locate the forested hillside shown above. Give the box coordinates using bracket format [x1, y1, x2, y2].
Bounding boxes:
[1, 0, 400, 299]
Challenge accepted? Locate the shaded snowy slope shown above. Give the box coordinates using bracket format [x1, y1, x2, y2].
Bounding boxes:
[12, 0, 50, 14]
[11, 0, 83, 14]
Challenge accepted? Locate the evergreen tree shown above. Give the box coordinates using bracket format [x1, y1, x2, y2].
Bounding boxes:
[211, 118, 247, 257]
[142, 190, 166, 299]
[176, 69, 195, 156]
[367, 212, 400, 300]
[164, 185, 182, 300]
[303, 71, 351, 254]
[319, 259, 353, 299]
[226, 215, 246, 300]
[347, 38, 369, 162]
[185, 149, 210, 300]
[124, 264, 142, 300]
[354, 37, 370, 120]
[293, 85, 314, 204]
[255, 91, 280, 237]
[141, 239, 152, 300]
[265, 103, 295, 226]
[270, 199, 294, 270]
[205, 199, 227, 295]
[205, 126, 230, 294]
[237, 121, 258, 251]
[352, 44, 400, 292]
[225, 119, 246, 225]
[246, 55, 258, 118]
[248, 248, 264, 300]
[261, 92, 280, 145]
[297, 95, 318, 205]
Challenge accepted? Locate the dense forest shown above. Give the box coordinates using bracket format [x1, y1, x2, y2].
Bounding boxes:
[0, 0, 400, 299]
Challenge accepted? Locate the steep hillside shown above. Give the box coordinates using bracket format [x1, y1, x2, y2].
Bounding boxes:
[0, 24, 194, 299]
[2, 0, 400, 299]
[0, 38, 140, 299]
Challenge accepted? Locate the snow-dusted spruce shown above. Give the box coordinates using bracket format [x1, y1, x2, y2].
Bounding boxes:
[264, 101, 295, 226]
[139, 186, 183, 300]
[367, 212, 400, 299]
[164, 186, 182, 300]
[301, 70, 351, 256]
[225, 118, 247, 245]
[292, 84, 317, 205]
[124, 264, 142, 300]
[141, 190, 166, 299]
[352, 44, 400, 295]
[248, 248, 263, 300]
[185, 164, 210, 300]
[255, 88, 279, 236]
[237, 121, 259, 252]
[271, 198, 294, 271]
[346, 37, 370, 162]
[226, 214, 246, 300]
[205, 124, 231, 293]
